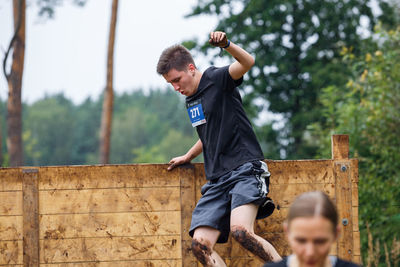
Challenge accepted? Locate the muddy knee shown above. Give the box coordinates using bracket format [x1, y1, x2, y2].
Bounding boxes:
[191, 239, 213, 265]
[231, 225, 273, 262]
[231, 225, 251, 244]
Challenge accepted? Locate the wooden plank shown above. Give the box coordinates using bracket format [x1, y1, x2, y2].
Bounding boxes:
[0, 240, 23, 265]
[334, 161, 353, 261]
[40, 211, 180, 239]
[22, 168, 40, 267]
[193, 161, 336, 185]
[331, 135, 349, 159]
[350, 159, 359, 183]
[255, 208, 287, 234]
[352, 182, 359, 207]
[40, 260, 181, 266]
[0, 191, 22, 216]
[352, 207, 359, 232]
[0, 215, 23, 240]
[179, 165, 197, 267]
[0, 169, 21, 191]
[267, 160, 335, 184]
[353, 231, 361, 256]
[40, 236, 181, 263]
[269, 183, 336, 208]
[39, 187, 180, 214]
[39, 164, 180, 190]
[353, 255, 362, 265]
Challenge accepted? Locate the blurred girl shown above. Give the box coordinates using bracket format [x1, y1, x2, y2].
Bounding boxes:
[264, 191, 360, 267]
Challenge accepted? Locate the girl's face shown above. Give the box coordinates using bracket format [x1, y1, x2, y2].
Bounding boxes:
[285, 216, 338, 267]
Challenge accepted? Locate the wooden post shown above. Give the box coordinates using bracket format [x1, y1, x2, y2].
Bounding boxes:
[179, 165, 198, 266]
[22, 168, 39, 267]
[331, 135, 354, 261]
[332, 134, 349, 160]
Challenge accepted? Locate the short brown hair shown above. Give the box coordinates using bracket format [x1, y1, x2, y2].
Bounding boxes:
[287, 191, 338, 231]
[157, 44, 196, 75]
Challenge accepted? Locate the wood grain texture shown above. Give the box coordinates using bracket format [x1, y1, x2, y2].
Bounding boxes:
[0, 191, 22, 216]
[40, 260, 180, 266]
[39, 187, 180, 214]
[179, 165, 197, 267]
[40, 211, 180, 239]
[0, 215, 22, 240]
[40, 236, 181, 263]
[39, 164, 180, 190]
[353, 231, 361, 256]
[0, 240, 22, 265]
[22, 169, 40, 267]
[267, 160, 335, 184]
[0, 168, 21, 191]
[334, 161, 354, 261]
[269, 183, 336, 208]
[332, 135, 349, 159]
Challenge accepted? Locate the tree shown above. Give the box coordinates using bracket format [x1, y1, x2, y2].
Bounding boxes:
[3, 0, 26, 166]
[187, 0, 396, 159]
[309, 25, 400, 265]
[99, 0, 119, 164]
[2, 0, 88, 167]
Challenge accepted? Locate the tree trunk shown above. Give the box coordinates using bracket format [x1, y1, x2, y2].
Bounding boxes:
[99, 0, 119, 164]
[6, 0, 25, 167]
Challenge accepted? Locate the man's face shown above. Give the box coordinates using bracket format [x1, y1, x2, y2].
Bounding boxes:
[163, 64, 197, 97]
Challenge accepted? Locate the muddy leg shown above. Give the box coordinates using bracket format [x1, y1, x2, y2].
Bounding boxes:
[191, 227, 226, 267]
[231, 204, 282, 263]
[232, 226, 277, 262]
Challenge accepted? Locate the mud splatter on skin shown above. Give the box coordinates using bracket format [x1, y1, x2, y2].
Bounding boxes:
[231, 226, 273, 263]
[191, 239, 216, 266]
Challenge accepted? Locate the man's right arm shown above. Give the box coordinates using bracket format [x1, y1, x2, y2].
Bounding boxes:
[167, 139, 203, 170]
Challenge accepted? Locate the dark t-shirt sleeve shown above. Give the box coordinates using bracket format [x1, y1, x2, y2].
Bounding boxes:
[208, 65, 243, 91]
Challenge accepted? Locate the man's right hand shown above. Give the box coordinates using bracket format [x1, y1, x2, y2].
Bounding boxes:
[168, 155, 190, 171]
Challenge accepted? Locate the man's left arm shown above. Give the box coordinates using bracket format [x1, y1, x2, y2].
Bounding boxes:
[209, 31, 255, 80]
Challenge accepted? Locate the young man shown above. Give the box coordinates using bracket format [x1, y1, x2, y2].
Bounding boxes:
[157, 31, 281, 266]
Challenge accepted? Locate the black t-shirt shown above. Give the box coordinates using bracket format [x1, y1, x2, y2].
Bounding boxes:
[186, 66, 264, 180]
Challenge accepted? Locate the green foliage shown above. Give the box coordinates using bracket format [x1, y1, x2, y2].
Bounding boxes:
[23, 94, 77, 165]
[309, 25, 400, 265]
[187, 0, 397, 159]
[0, 89, 199, 166]
[133, 129, 199, 163]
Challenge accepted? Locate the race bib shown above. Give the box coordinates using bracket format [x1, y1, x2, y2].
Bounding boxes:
[187, 99, 206, 127]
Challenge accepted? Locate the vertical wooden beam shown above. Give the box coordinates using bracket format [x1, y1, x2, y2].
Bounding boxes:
[332, 135, 354, 261]
[179, 164, 198, 266]
[332, 134, 349, 160]
[22, 168, 39, 267]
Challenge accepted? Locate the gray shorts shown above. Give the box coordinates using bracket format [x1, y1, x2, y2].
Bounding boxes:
[189, 161, 272, 243]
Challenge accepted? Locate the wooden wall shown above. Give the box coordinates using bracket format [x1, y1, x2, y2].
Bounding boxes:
[0, 135, 360, 266]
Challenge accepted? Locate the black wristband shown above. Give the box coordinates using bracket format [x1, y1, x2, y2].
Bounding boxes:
[222, 40, 230, 49]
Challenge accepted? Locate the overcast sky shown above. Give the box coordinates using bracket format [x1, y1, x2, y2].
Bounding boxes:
[0, 0, 218, 104]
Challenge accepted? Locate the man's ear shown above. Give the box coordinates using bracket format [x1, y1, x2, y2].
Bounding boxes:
[188, 63, 196, 72]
